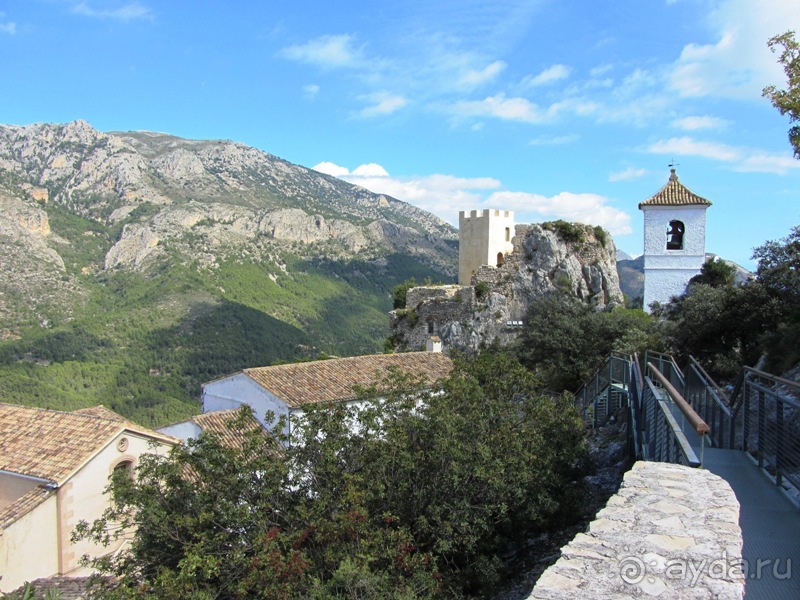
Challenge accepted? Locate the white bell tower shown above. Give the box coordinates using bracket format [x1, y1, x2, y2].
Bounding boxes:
[639, 169, 711, 311]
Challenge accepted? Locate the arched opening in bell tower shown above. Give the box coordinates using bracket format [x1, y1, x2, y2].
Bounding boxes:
[666, 220, 685, 250]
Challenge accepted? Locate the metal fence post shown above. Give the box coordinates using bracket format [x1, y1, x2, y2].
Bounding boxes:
[757, 389, 765, 469]
[776, 399, 784, 488]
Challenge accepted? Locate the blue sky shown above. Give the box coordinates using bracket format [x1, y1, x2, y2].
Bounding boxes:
[2, 1, 799, 269]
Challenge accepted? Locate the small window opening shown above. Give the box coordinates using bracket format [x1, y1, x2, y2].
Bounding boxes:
[505, 227, 510, 242]
[666, 220, 685, 250]
[427, 321, 435, 334]
[496, 252, 504, 267]
[113, 460, 134, 482]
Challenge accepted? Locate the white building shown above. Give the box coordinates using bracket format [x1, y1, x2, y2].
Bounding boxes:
[639, 169, 712, 311]
[201, 351, 453, 441]
[458, 209, 515, 285]
[0, 404, 177, 592]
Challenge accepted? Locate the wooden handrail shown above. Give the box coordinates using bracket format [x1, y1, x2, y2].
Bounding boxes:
[647, 362, 710, 436]
[744, 366, 800, 391]
[689, 356, 730, 405]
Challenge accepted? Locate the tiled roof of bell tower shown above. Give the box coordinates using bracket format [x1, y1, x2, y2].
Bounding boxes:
[638, 169, 712, 209]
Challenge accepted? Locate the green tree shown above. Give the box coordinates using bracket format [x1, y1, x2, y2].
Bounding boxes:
[751, 225, 800, 372]
[763, 30, 800, 158]
[392, 277, 416, 309]
[661, 283, 777, 379]
[688, 258, 737, 288]
[75, 356, 588, 599]
[517, 294, 663, 391]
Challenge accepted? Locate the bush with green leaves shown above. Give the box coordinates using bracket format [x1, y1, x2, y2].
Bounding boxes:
[659, 225, 800, 378]
[517, 294, 664, 392]
[75, 354, 587, 599]
[541, 220, 585, 244]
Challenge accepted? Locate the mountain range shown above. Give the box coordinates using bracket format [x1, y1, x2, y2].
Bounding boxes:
[0, 121, 457, 425]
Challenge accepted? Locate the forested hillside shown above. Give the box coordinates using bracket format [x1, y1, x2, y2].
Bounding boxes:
[0, 121, 457, 426]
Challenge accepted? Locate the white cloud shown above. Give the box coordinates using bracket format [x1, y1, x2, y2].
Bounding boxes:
[281, 34, 363, 69]
[529, 134, 579, 146]
[486, 191, 633, 235]
[609, 167, 649, 182]
[352, 163, 389, 177]
[734, 153, 800, 175]
[522, 64, 571, 87]
[312, 162, 350, 177]
[646, 135, 800, 174]
[0, 12, 15, 34]
[459, 60, 506, 87]
[71, 1, 152, 20]
[310, 162, 501, 224]
[358, 92, 407, 117]
[451, 94, 555, 124]
[668, 0, 800, 99]
[312, 161, 633, 234]
[646, 136, 742, 162]
[672, 115, 728, 131]
[303, 84, 320, 98]
[590, 64, 613, 77]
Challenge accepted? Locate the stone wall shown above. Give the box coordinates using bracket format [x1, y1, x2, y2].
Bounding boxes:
[529, 461, 744, 599]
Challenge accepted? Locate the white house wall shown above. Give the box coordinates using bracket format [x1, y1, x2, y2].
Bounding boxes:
[0, 431, 173, 592]
[0, 493, 59, 592]
[56, 432, 172, 579]
[203, 374, 291, 437]
[157, 420, 202, 442]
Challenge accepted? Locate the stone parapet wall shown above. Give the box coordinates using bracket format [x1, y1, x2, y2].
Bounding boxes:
[529, 461, 744, 599]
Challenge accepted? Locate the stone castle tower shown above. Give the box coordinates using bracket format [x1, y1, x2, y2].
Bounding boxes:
[639, 169, 712, 311]
[458, 209, 515, 285]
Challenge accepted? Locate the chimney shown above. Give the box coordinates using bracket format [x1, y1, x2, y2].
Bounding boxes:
[426, 336, 442, 353]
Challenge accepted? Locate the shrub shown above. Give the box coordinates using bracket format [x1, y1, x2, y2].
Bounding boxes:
[542, 220, 585, 244]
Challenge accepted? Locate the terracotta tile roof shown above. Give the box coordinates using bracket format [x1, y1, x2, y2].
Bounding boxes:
[241, 352, 453, 408]
[0, 403, 176, 485]
[8, 576, 97, 599]
[72, 404, 139, 428]
[638, 169, 712, 209]
[192, 409, 272, 451]
[0, 486, 53, 530]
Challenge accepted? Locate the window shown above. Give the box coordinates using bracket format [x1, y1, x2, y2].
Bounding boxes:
[112, 459, 134, 482]
[496, 252, 504, 267]
[666, 220, 685, 250]
[427, 321, 434, 334]
[505, 227, 510, 242]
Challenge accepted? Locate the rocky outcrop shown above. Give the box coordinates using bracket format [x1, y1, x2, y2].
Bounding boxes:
[529, 461, 744, 599]
[0, 187, 85, 332]
[391, 222, 623, 353]
[0, 120, 458, 276]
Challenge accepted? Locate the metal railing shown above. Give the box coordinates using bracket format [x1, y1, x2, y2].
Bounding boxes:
[684, 356, 734, 449]
[573, 351, 631, 428]
[577, 350, 800, 488]
[642, 351, 685, 391]
[735, 367, 800, 491]
[575, 351, 706, 468]
[643, 362, 708, 467]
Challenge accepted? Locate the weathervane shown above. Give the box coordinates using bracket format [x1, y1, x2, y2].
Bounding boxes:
[668, 158, 680, 170]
